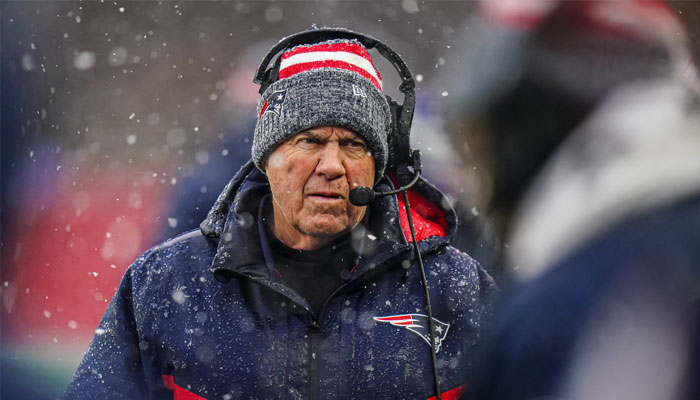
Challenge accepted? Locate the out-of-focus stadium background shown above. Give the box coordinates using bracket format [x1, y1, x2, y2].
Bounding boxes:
[1, 1, 698, 399]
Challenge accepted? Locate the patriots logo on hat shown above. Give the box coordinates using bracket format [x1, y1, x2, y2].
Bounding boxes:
[259, 89, 287, 119]
[374, 314, 450, 354]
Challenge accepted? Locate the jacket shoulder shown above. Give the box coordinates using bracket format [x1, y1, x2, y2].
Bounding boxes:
[432, 245, 499, 295]
[128, 229, 217, 282]
[437, 245, 481, 271]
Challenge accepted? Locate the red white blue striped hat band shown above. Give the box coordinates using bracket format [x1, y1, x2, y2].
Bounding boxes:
[279, 41, 384, 91]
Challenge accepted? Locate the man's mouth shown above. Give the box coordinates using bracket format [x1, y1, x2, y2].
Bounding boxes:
[308, 192, 344, 200]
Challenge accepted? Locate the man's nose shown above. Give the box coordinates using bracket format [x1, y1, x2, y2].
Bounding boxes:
[315, 143, 346, 179]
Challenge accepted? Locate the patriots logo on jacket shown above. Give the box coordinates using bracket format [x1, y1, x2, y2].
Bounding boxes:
[374, 314, 450, 354]
[258, 89, 287, 119]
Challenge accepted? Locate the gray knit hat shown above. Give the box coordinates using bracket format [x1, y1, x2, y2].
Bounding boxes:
[252, 38, 391, 180]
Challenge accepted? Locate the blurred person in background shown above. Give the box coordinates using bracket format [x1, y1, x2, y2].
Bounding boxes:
[64, 28, 496, 399]
[160, 43, 270, 238]
[445, 0, 700, 399]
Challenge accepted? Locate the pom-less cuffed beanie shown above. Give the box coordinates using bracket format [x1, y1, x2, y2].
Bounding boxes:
[252, 38, 391, 180]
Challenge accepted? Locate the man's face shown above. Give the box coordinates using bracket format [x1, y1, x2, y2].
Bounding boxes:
[265, 125, 375, 250]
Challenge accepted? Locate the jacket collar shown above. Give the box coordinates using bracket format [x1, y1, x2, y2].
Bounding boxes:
[204, 160, 458, 282]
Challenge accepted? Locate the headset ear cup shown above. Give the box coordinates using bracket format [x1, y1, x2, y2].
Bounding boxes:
[385, 95, 401, 171]
[258, 55, 283, 95]
[385, 95, 413, 175]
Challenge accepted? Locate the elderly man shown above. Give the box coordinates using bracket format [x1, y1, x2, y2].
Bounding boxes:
[65, 29, 496, 400]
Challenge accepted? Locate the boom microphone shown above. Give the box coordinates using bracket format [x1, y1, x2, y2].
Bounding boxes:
[348, 168, 422, 207]
[348, 186, 376, 206]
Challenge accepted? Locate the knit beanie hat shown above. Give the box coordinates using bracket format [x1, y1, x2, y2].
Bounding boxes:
[252, 38, 392, 180]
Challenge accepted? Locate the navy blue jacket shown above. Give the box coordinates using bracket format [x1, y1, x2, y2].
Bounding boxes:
[471, 193, 700, 400]
[469, 82, 700, 400]
[65, 161, 497, 400]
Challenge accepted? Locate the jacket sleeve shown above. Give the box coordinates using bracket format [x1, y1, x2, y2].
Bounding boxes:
[477, 261, 499, 317]
[63, 253, 168, 400]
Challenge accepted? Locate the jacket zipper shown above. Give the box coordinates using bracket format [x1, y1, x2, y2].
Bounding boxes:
[309, 317, 320, 400]
[223, 270, 324, 399]
[304, 252, 415, 400]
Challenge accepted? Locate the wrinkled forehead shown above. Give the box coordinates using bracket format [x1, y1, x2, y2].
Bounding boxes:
[290, 125, 366, 142]
[265, 125, 375, 170]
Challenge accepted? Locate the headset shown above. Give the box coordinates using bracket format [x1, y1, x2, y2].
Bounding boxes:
[254, 27, 442, 399]
[254, 27, 422, 196]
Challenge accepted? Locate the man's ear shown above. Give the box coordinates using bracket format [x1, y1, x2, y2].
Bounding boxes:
[262, 154, 270, 173]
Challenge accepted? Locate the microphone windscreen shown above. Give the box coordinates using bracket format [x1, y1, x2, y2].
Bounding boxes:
[349, 186, 375, 206]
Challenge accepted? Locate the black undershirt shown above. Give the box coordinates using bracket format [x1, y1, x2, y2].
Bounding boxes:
[264, 221, 357, 316]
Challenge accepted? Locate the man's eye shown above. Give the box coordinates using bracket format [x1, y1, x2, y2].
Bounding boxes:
[345, 141, 366, 149]
[299, 138, 318, 145]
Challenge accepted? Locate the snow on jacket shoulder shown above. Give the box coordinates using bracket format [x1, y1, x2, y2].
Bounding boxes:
[65, 161, 497, 400]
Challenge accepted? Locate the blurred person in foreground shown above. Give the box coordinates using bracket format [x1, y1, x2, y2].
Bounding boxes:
[445, 0, 700, 399]
[64, 28, 496, 399]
